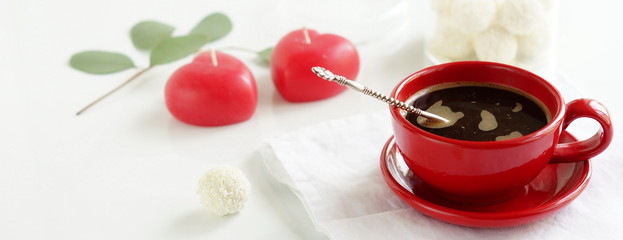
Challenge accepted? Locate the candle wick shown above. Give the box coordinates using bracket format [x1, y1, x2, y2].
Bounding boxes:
[210, 48, 218, 67]
[303, 27, 311, 44]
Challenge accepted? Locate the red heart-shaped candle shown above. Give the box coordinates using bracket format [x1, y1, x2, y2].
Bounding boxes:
[271, 28, 360, 102]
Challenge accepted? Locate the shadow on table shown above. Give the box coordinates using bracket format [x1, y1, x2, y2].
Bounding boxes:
[168, 208, 234, 236]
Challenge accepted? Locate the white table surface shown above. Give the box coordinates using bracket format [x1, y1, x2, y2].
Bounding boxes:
[1, 0, 622, 239]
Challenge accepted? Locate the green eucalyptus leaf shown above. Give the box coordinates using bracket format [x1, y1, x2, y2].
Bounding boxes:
[149, 35, 207, 66]
[189, 12, 232, 42]
[257, 47, 273, 64]
[130, 20, 175, 50]
[69, 51, 135, 74]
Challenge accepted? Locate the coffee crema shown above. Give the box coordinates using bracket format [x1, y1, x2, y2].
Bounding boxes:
[405, 82, 549, 141]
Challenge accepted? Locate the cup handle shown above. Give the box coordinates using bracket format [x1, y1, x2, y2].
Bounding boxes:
[551, 99, 613, 163]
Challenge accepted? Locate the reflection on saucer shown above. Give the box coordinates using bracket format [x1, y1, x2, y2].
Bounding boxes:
[381, 132, 591, 228]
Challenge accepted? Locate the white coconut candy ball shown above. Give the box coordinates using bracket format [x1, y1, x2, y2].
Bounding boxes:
[517, 26, 551, 59]
[494, 0, 508, 7]
[498, 0, 546, 35]
[430, 0, 452, 15]
[449, 0, 496, 34]
[539, 0, 556, 13]
[473, 27, 518, 64]
[428, 22, 474, 61]
[197, 165, 251, 216]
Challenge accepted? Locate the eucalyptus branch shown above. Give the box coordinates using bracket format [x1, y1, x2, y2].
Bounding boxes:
[76, 66, 153, 115]
[70, 12, 233, 115]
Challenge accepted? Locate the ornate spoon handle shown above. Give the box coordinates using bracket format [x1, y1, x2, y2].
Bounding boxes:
[311, 66, 449, 124]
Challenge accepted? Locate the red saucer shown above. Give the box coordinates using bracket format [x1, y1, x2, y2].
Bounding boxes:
[380, 132, 591, 228]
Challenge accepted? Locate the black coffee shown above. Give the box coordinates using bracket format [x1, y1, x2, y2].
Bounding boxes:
[405, 83, 548, 141]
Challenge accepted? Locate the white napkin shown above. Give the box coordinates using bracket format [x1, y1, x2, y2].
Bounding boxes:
[261, 75, 623, 239]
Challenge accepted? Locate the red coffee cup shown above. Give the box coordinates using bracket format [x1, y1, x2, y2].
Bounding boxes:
[389, 61, 613, 204]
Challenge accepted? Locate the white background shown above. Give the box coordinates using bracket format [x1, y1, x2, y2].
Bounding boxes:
[1, 0, 621, 239]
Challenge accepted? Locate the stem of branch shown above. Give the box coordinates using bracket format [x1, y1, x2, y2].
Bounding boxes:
[76, 66, 153, 116]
